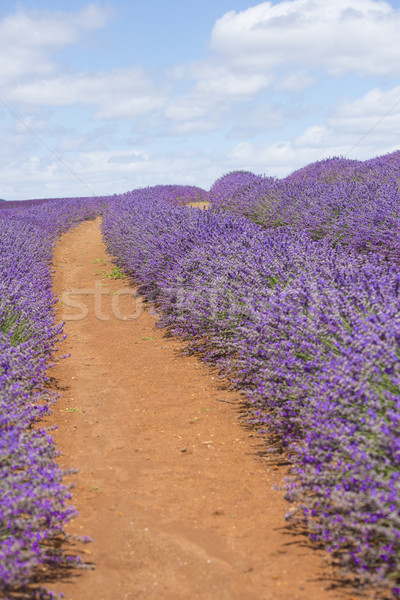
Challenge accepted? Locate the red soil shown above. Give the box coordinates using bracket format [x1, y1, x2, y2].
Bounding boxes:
[45, 219, 370, 600]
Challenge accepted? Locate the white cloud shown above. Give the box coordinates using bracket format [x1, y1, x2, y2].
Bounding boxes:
[293, 125, 331, 148]
[329, 85, 400, 136]
[164, 119, 223, 136]
[228, 103, 288, 138]
[163, 90, 227, 135]
[211, 0, 400, 76]
[161, 0, 400, 135]
[0, 5, 112, 85]
[95, 95, 165, 120]
[0, 147, 218, 200]
[164, 97, 215, 122]
[193, 65, 271, 99]
[227, 138, 348, 178]
[0, 5, 166, 123]
[226, 84, 400, 178]
[2, 2, 400, 201]
[162, 63, 271, 135]
[274, 71, 314, 93]
[161, 60, 272, 136]
[56, 125, 116, 153]
[6, 68, 166, 120]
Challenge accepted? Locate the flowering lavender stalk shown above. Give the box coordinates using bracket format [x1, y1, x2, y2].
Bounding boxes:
[0, 196, 103, 598]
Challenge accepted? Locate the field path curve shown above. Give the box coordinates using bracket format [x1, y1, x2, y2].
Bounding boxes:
[46, 218, 359, 600]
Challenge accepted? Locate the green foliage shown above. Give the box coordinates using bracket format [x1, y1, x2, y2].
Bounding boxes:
[102, 265, 124, 279]
[0, 305, 34, 346]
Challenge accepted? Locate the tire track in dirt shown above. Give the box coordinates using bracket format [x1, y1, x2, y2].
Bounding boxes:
[46, 218, 364, 600]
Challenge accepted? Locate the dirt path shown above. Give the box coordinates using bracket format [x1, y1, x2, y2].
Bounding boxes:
[46, 218, 364, 600]
[186, 201, 211, 208]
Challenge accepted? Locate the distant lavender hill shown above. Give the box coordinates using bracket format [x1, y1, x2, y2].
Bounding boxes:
[0, 198, 54, 209]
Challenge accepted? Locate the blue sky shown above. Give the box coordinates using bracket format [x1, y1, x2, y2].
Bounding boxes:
[1, 0, 400, 199]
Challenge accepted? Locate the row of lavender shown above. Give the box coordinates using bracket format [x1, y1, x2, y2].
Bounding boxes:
[102, 189, 400, 595]
[0, 197, 102, 599]
[209, 150, 400, 261]
[135, 184, 208, 207]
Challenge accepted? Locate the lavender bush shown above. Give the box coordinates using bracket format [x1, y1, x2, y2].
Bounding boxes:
[119, 184, 209, 207]
[209, 170, 266, 211]
[210, 151, 400, 261]
[0, 196, 103, 599]
[102, 189, 400, 595]
[0, 198, 53, 211]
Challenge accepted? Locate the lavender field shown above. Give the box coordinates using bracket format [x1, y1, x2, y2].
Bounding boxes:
[1, 150, 400, 598]
[210, 151, 400, 261]
[0, 197, 104, 599]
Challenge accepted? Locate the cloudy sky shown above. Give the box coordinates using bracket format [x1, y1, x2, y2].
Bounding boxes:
[1, 0, 400, 200]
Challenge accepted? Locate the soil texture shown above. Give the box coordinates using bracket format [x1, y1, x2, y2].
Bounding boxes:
[46, 218, 369, 600]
